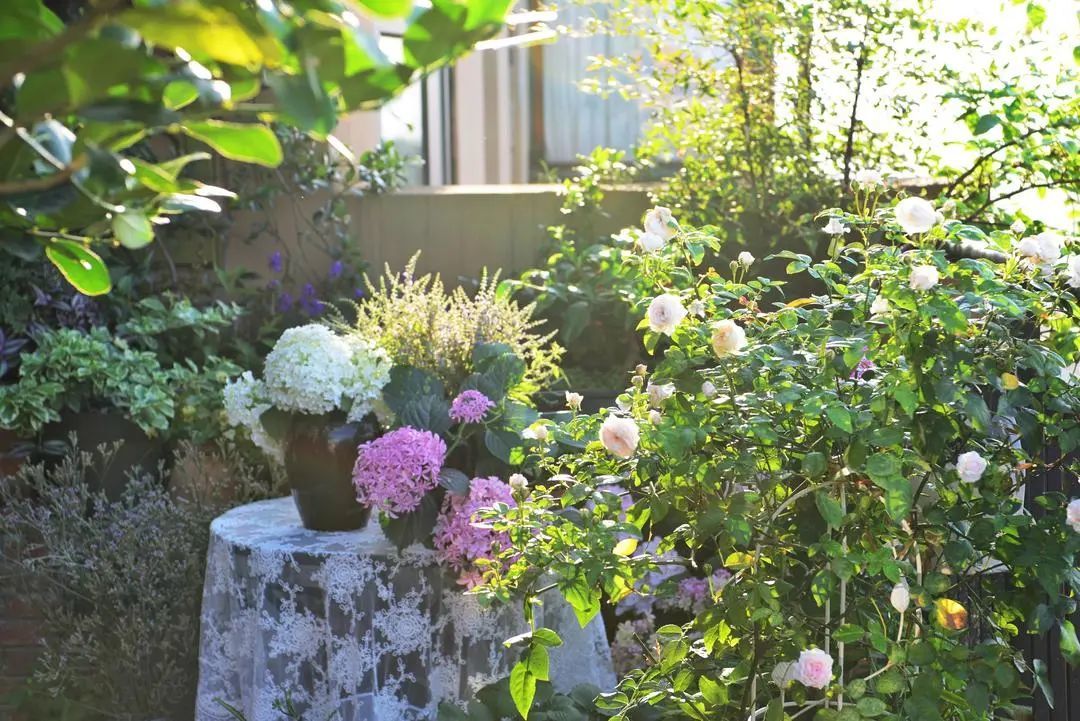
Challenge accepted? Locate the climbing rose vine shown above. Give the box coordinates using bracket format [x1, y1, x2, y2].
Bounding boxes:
[477, 187, 1080, 721]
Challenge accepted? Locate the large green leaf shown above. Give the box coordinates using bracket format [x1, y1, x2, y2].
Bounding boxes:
[44, 239, 111, 295]
[111, 211, 154, 249]
[119, 1, 280, 67]
[181, 120, 283, 167]
[509, 662, 536, 720]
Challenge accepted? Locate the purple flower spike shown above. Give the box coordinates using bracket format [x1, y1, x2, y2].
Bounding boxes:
[268, 251, 284, 274]
[329, 260, 345, 279]
[449, 390, 495, 424]
[276, 292, 294, 313]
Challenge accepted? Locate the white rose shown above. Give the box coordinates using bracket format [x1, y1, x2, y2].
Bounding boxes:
[522, 423, 549, 442]
[737, 251, 755, 268]
[1010, 219, 1026, 235]
[894, 197, 937, 234]
[565, 391, 584, 411]
[689, 299, 706, 317]
[956, 451, 988, 483]
[889, 581, 910, 613]
[647, 294, 688, 336]
[711, 319, 747, 356]
[823, 217, 848, 235]
[508, 473, 529, 494]
[638, 230, 666, 253]
[870, 296, 891, 316]
[853, 168, 883, 186]
[1066, 256, 1080, 289]
[600, 415, 640, 459]
[909, 265, 939, 291]
[649, 410, 662, 425]
[644, 206, 677, 241]
[701, 380, 718, 399]
[1017, 231, 1065, 267]
[1067, 499, 1080, 534]
[647, 381, 676, 407]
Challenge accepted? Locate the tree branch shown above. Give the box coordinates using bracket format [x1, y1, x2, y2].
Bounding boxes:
[0, 156, 86, 195]
[961, 179, 1080, 222]
[944, 120, 1074, 197]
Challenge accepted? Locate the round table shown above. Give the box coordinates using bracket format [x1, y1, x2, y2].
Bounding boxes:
[195, 498, 615, 721]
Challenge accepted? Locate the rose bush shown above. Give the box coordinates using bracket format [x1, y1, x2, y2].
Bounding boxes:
[478, 182, 1080, 720]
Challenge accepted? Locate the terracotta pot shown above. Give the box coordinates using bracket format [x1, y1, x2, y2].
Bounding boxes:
[283, 416, 371, 532]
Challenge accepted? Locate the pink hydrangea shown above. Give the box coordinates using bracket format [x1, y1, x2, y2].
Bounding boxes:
[352, 427, 446, 516]
[449, 390, 495, 424]
[433, 476, 515, 580]
[665, 569, 733, 614]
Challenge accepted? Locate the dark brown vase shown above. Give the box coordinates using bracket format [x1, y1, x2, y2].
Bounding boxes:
[283, 416, 371, 531]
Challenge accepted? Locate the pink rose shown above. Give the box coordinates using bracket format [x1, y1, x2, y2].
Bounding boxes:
[1067, 498, 1080, 534]
[600, 415, 640, 459]
[795, 648, 833, 690]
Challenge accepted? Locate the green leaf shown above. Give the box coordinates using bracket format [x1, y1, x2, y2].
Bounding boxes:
[1026, 2, 1047, 30]
[357, 0, 414, 18]
[825, 404, 853, 433]
[855, 697, 887, 717]
[509, 662, 536, 720]
[1033, 659, 1054, 708]
[973, 114, 1001, 136]
[1060, 620, 1080, 665]
[525, 644, 550, 682]
[834, 624, 865, 644]
[119, 1, 279, 67]
[802, 451, 827, 477]
[265, 71, 338, 138]
[815, 492, 844, 529]
[699, 676, 726, 706]
[438, 468, 470, 495]
[559, 576, 601, 626]
[866, 452, 901, 482]
[45, 239, 111, 295]
[531, 628, 563, 648]
[111, 211, 154, 249]
[765, 698, 784, 721]
[181, 120, 283, 167]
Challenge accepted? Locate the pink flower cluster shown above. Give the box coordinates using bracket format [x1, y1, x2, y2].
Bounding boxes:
[449, 390, 495, 424]
[433, 476, 515, 583]
[352, 427, 446, 516]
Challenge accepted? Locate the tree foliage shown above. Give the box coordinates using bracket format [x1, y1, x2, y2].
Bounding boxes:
[0, 0, 512, 294]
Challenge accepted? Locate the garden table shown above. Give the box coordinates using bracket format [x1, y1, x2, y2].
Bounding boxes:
[195, 497, 615, 721]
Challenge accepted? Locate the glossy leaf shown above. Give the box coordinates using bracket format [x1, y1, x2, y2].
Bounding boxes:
[45, 239, 111, 295]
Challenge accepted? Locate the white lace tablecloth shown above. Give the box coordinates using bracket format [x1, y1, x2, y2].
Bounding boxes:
[195, 497, 614, 721]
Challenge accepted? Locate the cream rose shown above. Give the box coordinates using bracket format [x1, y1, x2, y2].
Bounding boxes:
[956, 451, 988, 483]
[638, 230, 666, 253]
[870, 296, 891, 316]
[647, 381, 676, 407]
[701, 380, 718, 399]
[1067, 499, 1080, 533]
[795, 648, 833, 690]
[644, 206, 677, 240]
[600, 415, 640, 459]
[853, 168, 883, 186]
[647, 294, 688, 336]
[1066, 256, 1080, 289]
[894, 197, 937, 234]
[822, 217, 848, 235]
[737, 251, 755, 268]
[711, 319, 747, 356]
[909, 265, 939, 291]
[565, 391, 584, 411]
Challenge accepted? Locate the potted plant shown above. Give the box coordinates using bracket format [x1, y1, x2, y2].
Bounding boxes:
[223, 323, 390, 531]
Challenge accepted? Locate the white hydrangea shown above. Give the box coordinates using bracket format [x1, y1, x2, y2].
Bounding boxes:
[222, 371, 282, 461]
[342, 334, 393, 422]
[263, 324, 390, 418]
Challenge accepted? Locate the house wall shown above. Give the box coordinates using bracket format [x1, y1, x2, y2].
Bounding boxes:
[221, 184, 653, 287]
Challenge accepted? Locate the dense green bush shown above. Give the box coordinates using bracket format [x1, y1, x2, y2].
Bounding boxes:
[482, 185, 1080, 720]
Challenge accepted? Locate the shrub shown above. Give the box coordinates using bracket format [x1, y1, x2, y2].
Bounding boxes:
[0, 442, 275, 720]
[482, 187, 1080, 720]
[352, 254, 563, 393]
